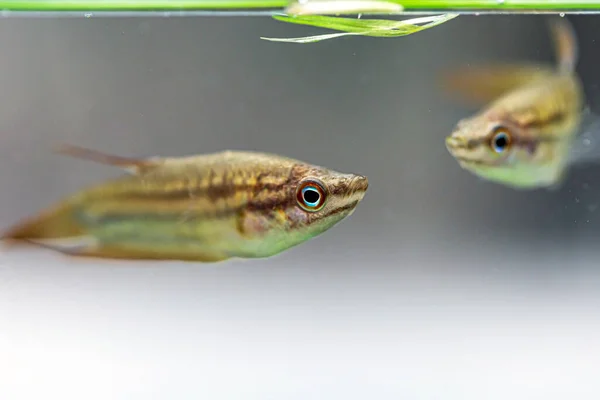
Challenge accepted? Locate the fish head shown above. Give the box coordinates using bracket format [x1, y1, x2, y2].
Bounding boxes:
[239, 162, 368, 257]
[289, 164, 369, 232]
[444, 113, 569, 189]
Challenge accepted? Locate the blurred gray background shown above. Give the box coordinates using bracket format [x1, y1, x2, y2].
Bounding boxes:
[1, 15, 600, 400]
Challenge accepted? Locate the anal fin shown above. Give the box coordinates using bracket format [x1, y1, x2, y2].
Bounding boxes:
[3, 236, 232, 263]
[69, 244, 232, 263]
[8, 235, 100, 253]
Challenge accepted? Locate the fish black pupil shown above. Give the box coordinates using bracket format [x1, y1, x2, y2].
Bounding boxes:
[494, 134, 507, 149]
[303, 188, 320, 205]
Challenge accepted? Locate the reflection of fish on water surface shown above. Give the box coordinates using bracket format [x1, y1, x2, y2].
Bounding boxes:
[443, 17, 600, 190]
[1, 144, 368, 262]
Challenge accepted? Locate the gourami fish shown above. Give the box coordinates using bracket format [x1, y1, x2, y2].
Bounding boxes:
[1, 145, 368, 262]
[443, 18, 598, 190]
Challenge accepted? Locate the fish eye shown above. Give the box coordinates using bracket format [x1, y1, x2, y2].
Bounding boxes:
[296, 179, 327, 212]
[489, 126, 512, 154]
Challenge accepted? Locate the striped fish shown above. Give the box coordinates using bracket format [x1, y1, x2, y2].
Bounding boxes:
[443, 18, 598, 190]
[1, 144, 368, 262]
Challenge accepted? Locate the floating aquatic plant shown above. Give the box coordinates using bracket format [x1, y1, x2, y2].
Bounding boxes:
[2, 0, 598, 45]
[0, 0, 600, 14]
[261, 13, 459, 43]
[1, 0, 599, 11]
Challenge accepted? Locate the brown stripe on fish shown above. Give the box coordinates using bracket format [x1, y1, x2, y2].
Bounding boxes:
[82, 192, 297, 227]
[96, 169, 295, 203]
[81, 165, 303, 222]
[324, 200, 360, 218]
[114, 181, 291, 202]
[79, 163, 365, 229]
[87, 188, 362, 228]
[510, 107, 568, 130]
[82, 186, 292, 222]
[453, 134, 560, 152]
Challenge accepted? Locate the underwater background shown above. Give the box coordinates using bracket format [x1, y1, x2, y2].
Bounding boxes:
[0, 14, 599, 399]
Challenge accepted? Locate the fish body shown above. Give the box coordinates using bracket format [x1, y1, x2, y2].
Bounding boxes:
[444, 18, 586, 190]
[1, 145, 368, 262]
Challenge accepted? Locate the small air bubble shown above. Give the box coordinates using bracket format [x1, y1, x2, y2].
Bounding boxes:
[560, 12, 565, 17]
[84, 12, 92, 18]
[357, 13, 362, 19]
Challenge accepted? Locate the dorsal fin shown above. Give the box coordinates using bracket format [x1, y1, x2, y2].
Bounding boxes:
[440, 63, 554, 107]
[55, 144, 163, 175]
[548, 17, 578, 74]
[440, 18, 579, 107]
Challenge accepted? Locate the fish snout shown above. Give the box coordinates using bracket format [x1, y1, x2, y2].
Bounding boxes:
[357, 174, 369, 189]
[351, 175, 369, 193]
[342, 175, 368, 202]
[445, 135, 462, 152]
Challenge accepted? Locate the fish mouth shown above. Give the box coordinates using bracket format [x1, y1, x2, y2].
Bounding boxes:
[347, 175, 369, 204]
[445, 136, 485, 167]
[339, 175, 368, 212]
[445, 135, 463, 152]
[351, 175, 369, 194]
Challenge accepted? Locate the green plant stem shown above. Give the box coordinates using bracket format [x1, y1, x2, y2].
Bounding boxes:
[3, 0, 600, 11]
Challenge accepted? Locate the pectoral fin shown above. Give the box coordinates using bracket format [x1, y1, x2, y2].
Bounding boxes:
[55, 144, 163, 175]
[440, 64, 554, 106]
[236, 210, 275, 238]
[10, 239, 231, 263]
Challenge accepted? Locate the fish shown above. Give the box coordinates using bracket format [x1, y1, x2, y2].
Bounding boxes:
[443, 17, 598, 190]
[1, 144, 368, 262]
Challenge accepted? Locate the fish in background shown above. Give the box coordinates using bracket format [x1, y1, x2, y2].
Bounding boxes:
[1, 145, 368, 262]
[443, 17, 600, 190]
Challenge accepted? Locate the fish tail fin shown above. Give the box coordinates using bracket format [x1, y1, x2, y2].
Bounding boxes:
[548, 17, 579, 74]
[1, 201, 87, 245]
